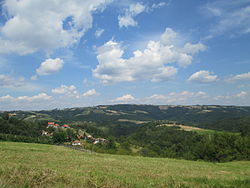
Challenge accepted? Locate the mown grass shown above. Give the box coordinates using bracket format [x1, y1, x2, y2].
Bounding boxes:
[0, 142, 249, 188]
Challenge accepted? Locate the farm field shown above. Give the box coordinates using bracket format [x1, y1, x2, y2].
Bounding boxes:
[0, 142, 249, 188]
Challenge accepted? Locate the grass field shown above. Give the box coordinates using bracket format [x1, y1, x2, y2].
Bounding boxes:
[0, 142, 249, 188]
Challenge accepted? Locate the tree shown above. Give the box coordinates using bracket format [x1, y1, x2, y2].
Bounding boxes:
[66, 128, 77, 142]
[52, 130, 68, 144]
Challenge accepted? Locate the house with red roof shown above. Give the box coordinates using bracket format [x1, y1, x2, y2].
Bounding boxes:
[47, 122, 60, 128]
[54, 124, 60, 127]
[63, 124, 70, 128]
[72, 140, 81, 146]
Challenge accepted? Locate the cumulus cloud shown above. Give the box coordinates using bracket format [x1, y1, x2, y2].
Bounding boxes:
[36, 58, 64, 76]
[226, 72, 250, 82]
[95, 28, 105, 38]
[83, 89, 99, 97]
[0, 0, 113, 54]
[52, 85, 77, 95]
[93, 28, 206, 83]
[118, 2, 146, 28]
[188, 70, 218, 83]
[111, 94, 135, 103]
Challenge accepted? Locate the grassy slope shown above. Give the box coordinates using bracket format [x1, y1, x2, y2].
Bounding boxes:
[0, 142, 249, 188]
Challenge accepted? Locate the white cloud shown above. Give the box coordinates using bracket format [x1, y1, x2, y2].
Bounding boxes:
[0, 93, 53, 110]
[0, 39, 36, 55]
[236, 91, 247, 98]
[226, 72, 250, 82]
[0, 95, 14, 102]
[52, 85, 77, 95]
[36, 58, 64, 76]
[30, 75, 38, 80]
[188, 70, 218, 83]
[145, 90, 250, 105]
[0, 74, 40, 91]
[118, 16, 137, 28]
[214, 91, 248, 102]
[205, 0, 250, 36]
[160, 28, 178, 45]
[0, 93, 51, 102]
[0, 74, 24, 87]
[95, 28, 105, 38]
[183, 43, 207, 54]
[51, 86, 98, 98]
[152, 2, 167, 9]
[111, 94, 135, 103]
[17, 93, 52, 102]
[93, 28, 206, 83]
[118, 2, 146, 28]
[83, 89, 99, 97]
[0, 0, 113, 54]
[147, 91, 208, 104]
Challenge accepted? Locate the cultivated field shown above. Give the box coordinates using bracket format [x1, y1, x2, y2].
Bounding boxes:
[0, 142, 249, 188]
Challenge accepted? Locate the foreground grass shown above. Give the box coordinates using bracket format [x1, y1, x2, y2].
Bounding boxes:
[0, 142, 249, 188]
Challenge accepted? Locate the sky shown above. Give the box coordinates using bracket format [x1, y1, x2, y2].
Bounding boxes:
[0, 0, 250, 110]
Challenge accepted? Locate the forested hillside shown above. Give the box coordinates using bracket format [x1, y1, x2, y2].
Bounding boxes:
[2, 104, 250, 132]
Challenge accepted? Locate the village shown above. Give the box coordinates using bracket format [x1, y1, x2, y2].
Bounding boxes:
[42, 122, 108, 146]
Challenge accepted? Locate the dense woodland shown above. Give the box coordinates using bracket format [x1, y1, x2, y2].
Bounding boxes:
[1, 105, 250, 162]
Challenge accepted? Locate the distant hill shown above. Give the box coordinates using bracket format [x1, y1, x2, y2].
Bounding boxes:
[2, 104, 250, 132]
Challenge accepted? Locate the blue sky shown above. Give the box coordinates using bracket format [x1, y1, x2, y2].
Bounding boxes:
[0, 0, 250, 110]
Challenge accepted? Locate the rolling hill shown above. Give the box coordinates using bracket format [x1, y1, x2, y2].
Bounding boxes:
[2, 104, 250, 132]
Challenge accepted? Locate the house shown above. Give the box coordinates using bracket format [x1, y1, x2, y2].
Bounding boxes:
[63, 124, 70, 128]
[87, 135, 94, 139]
[42, 130, 49, 136]
[72, 140, 81, 146]
[47, 122, 61, 128]
[96, 138, 108, 143]
[9, 113, 17, 117]
[47, 122, 55, 126]
[93, 140, 99, 144]
[54, 124, 60, 128]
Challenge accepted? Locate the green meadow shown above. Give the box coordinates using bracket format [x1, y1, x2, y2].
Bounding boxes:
[0, 142, 249, 188]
